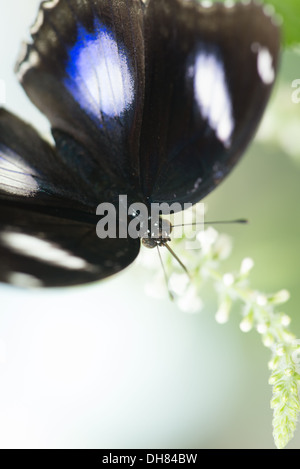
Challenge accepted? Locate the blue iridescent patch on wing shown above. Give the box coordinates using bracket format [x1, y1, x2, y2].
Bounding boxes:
[64, 18, 135, 125]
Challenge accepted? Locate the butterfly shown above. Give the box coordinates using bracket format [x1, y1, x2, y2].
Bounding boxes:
[0, 0, 280, 288]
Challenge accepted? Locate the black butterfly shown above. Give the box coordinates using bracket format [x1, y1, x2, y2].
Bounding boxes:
[0, 0, 280, 288]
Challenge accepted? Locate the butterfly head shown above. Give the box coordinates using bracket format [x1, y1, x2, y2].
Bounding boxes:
[141, 218, 173, 249]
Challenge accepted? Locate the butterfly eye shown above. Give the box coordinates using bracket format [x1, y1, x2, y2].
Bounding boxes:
[142, 237, 157, 249]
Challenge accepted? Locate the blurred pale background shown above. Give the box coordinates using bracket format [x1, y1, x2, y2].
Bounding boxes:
[0, 0, 300, 449]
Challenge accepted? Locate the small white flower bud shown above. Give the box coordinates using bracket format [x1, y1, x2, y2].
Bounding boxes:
[271, 290, 290, 305]
[257, 323, 268, 334]
[223, 273, 235, 287]
[169, 273, 189, 296]
[240, 257, 254, 275]
[177, 285, 203, 314]
[240, 317, 253, 333]
[276, 345, 286, 357]
[263, 333, 275, 347]
[280, 314, 291, 327]
[257, 294, 267, 306]
[214, 234, 232, 260]
[197, 227, 218, 254]
[215, 302, 231, 324]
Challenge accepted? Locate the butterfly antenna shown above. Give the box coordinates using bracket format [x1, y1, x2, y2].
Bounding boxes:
[164, 243, 191, 281]
[157, 246, 174, 302]
[172, 219, 248, 228]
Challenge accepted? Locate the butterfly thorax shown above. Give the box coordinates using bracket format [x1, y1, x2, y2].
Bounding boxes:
[141, 217, 172, 249]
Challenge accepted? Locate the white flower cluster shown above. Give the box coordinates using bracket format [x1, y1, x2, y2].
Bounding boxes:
[138, 208, 299, 449]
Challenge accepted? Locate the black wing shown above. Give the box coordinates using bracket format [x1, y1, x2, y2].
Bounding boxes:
[16, 0, 145, 197]
[16, 0, 280, 209]
[139, 0, 281, 205]
[0, 110, 140, 287]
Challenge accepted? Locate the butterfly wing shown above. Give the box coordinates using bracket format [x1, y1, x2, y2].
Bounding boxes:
[139, 0, 281, 206]
[16, 0, 280, 210]
[0, 110, 140, 287]
[0, 108, 99, 207]
[16, 0, 145, 195]
[1, 0, 280, 286]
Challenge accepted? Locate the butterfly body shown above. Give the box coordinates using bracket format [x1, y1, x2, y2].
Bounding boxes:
[0, 0, 280, 287]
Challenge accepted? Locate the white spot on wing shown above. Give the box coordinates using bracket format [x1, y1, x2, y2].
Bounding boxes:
[1, 232, 94, 271]
[30, 10, 44, 35]
[257, 48, 275, 85]
[200, 1, 213, 8]
[263, 4, 276, 17]
[252, 43, 275, 85]
[43, 0, 60, 9]
[16, 49, 40, 82]
[8, 272, 43, 288]
[194, 51, 234, 147]
[0, 147, 39, 196]
[65, 23, 135, 120]
[187, 177, 203, 195]
[224, 0, 235, 8]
